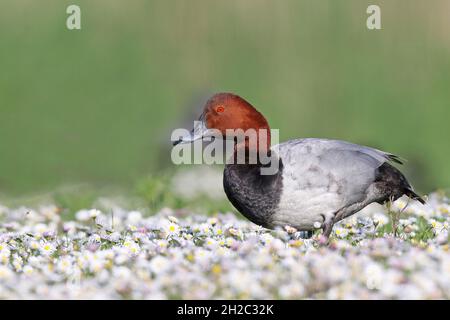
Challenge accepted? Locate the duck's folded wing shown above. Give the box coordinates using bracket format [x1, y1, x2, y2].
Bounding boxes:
[273, 138, 401, 205]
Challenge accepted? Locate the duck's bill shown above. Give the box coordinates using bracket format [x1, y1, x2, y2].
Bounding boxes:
[172, 119, 210, 146]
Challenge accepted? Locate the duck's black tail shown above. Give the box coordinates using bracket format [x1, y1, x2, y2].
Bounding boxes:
[375, 162, 426, 205]
[404, 187, 426, 204]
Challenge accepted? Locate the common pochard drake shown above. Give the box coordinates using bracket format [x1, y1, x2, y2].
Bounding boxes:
[174, 93, 425, 238]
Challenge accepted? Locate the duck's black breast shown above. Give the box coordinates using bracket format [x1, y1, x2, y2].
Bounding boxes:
[223, 160, 284, 228]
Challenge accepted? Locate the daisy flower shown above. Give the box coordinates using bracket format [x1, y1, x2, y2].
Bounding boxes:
[87, 209, 100, 218]
[164, 222, 180, 236]
[0, 265, 13, 280]
[334, 227, 349, 239]
[372, 213, 389, 226]
[39, 242, 56, 256]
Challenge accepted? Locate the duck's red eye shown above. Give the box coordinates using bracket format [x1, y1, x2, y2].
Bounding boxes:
[216, 106, 225, 113]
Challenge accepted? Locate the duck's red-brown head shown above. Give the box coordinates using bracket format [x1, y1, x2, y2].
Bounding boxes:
[203, 93, 270, 138]
[174, 93, 271, 151]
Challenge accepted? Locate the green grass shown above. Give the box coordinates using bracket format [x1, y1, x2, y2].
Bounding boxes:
[135, 170, 233, 215]
[0, 0, 449, 196]
[0, 169, 233, 220]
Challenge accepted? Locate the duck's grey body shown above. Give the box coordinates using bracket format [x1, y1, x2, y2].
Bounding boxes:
[223, 138, 424, 235]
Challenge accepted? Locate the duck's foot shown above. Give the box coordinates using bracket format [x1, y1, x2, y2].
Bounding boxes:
[322, 216, 335, 238]
[294, 230, 313, 239]
[316, 217, 335, 245]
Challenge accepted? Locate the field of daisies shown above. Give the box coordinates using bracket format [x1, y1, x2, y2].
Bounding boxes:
[0, 167, 449, 299]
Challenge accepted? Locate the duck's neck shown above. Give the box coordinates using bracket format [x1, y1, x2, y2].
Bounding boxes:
[230, 146, 271, 166]
[223, 143, 283, 228]
[229, 124, 272, 165]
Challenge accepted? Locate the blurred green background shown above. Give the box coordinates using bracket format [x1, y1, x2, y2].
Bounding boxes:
[1, 0, 449, 198]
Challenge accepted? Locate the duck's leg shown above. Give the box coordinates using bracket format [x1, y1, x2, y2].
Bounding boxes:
[322, 216, 335, 238]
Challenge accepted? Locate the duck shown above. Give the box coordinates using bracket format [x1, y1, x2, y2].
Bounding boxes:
[173, 93, 425, 238]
